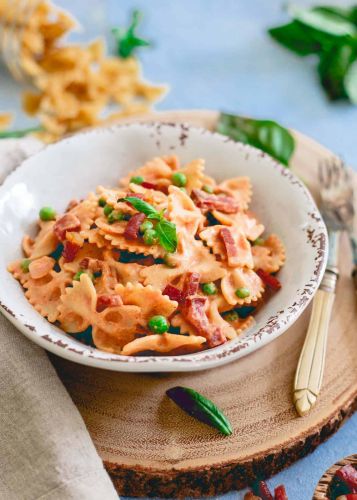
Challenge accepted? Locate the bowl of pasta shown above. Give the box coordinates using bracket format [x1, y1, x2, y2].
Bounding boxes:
[0, 122, 327, 372]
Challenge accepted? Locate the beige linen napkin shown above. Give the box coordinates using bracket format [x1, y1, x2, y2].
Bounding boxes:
[0, 138, 118, 500]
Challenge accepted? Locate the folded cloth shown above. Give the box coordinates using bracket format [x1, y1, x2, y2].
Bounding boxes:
[0, 138, 118, 500]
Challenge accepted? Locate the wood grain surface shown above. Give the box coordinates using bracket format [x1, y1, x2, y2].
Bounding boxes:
[50, 110, 357, 498]
[314, 454, 357, 499]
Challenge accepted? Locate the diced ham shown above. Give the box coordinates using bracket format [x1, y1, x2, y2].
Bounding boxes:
[62, 240, 80, 262]
[220, 227, 238, 259]
[336, 465, 357, 492]
[192, 189, 239, 214]
[274, 485, 288, 500]
[124, 213, 145, 240]
[80, 258, 104, 273]
[182, 296, 226, 347]
[163, 284, 183, 303]
[182, 272, 200, 298]
[96, 294, 123, 312]
[256, 268, 281, 290]
[54, 213, 81, 241]
[220, 227, 253, 268]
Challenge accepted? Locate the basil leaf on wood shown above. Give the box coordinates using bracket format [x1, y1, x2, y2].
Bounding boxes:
[112, 10, 151, 59]
[318, 43, 357, 100]
[166, 386, 233, 436]
[0, 126, 42, 139]
[217, 113, 295, 166]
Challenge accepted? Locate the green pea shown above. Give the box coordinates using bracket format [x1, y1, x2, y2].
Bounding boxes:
[143, 228, 158, 245]
[73, 270, 85, 281]
[103, 204, 114, 216]
[201, 282, 217, 295]
[235, 287, 250, 299]
[140, 220, 154, 233]
[163, 253, 175, 268]
[98, 197, 106, 207]
[253, 237, 265, 246]
[130, 176, 144, 185]
[20, 259, 31, 273]
[202, 184, 214, 194]
[39, 206, 56, 221]
[108, 211, 125, 224]
[224, 310, 239, 322]
[172, 172, 187, 187]
[148, 315, 169, 334]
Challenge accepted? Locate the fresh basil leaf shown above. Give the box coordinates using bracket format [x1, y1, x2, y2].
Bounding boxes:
[288, 5, 357, 37]
[156, 219, 177, 253]
[121, 197, 158, 217]
[344, 57, 357, 103]
[217, 113, 295, 166]
[318, 43, 356, 100]
[166, 386, 233, 436]
[268, 21, 323, 56]
[313, 6, 357, 26]
[0, 126, 42, 139]
[112, 10, 151, 59]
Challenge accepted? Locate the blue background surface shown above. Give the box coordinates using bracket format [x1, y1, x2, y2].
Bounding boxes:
[1, 1, 357, 498]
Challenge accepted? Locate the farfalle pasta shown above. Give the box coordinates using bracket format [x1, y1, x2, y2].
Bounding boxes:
[8, 155, 285, 356]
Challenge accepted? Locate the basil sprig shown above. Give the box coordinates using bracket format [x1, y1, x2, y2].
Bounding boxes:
[112, 10, 151, 59]
[0, 126, 42, 139]
[217, 113, 295, 166]
[166, 386, 233, 436]
[122, 196, 177, 253]
[268, 4, 357, 103]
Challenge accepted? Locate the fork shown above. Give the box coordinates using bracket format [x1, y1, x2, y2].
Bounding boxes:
[294, 158, 355, 416]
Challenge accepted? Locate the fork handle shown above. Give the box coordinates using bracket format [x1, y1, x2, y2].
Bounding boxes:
[293, 269, 338, 417]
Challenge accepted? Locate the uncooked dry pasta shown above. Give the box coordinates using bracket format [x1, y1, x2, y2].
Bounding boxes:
[8, 155, 285, 356]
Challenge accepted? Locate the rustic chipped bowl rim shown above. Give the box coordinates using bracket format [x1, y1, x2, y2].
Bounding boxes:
[0, 122, 328, 372]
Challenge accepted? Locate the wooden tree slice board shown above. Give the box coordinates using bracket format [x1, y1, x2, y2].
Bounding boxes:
[50, 110, 357, 498]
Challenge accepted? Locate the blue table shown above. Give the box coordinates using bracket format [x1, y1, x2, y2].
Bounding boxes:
[1, 1, 356, 498]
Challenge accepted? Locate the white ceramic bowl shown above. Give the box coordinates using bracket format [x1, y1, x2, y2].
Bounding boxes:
[0, 123, 327, 372]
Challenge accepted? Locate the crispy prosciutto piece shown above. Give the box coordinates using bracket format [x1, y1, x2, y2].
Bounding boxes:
[192, 189, 239, 214]
[182, 272, 200, 298]
[256, 268, 281, 290]
[62, 240, 80, 262]
[96, 294, 123, 313]
[274, 485, 288, 500]
[182, 296, 226, 347]
[54, 213, 81, 241]
[141, 181, 157, 190]
[124, 213, 145, 240]
[220, 227, 253, 267]
[335, 465, 357, 492]
[163, 284, 183, 303]
[80, 257, 104, 273]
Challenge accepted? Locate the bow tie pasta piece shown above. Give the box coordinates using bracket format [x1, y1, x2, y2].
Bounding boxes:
[252, 234, 286, 273]
[60, 242, 105, 274]
[216, 177, 252, 210]
[121, 333, 206, 356]
[211, 210, 265, 242]
[120, 156, 178, 187]
[167, 186, 205, 236]
[178, 158, 204, 194]
[24, 258, 72, 322]
[199, 225, 253, 268]
[171, 313, 198, 336]
[23, 221, 58, 259]
[206, 300, 237, 340]
[81, 227, 110, 249]
[67, 195, 98, 232]
[221, 268, 265, 306]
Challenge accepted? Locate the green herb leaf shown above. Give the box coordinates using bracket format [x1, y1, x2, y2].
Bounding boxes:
[318, 42, 357, 100]
[268, 21, 324, 56]
[313, 6, 357, 26]
[155, 219, 178, 253]
[217, 113, 295, 166]
[121, 196, 158, 217]
[0, 126, 42, 139]
[166, 386, 233, 436]
[112, 10, 151, 59]
[288, 5, 357, 37]
[345, 58, 357, 103]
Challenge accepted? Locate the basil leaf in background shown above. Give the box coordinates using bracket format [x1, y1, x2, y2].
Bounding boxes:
[155, 219, 177, 253]
[344, 58, 357, 103]
[268, 21, 323, 56]
[166, 386, 233, 436]
[288, 5, 357, 37]
[121, 196, 158, 217]
[112, 10, 151, 59]
[318, 43, 357, 100]
[217, 113, 295, 166]
[312, 6, 357, 26]
[0, 126, 42, 139]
